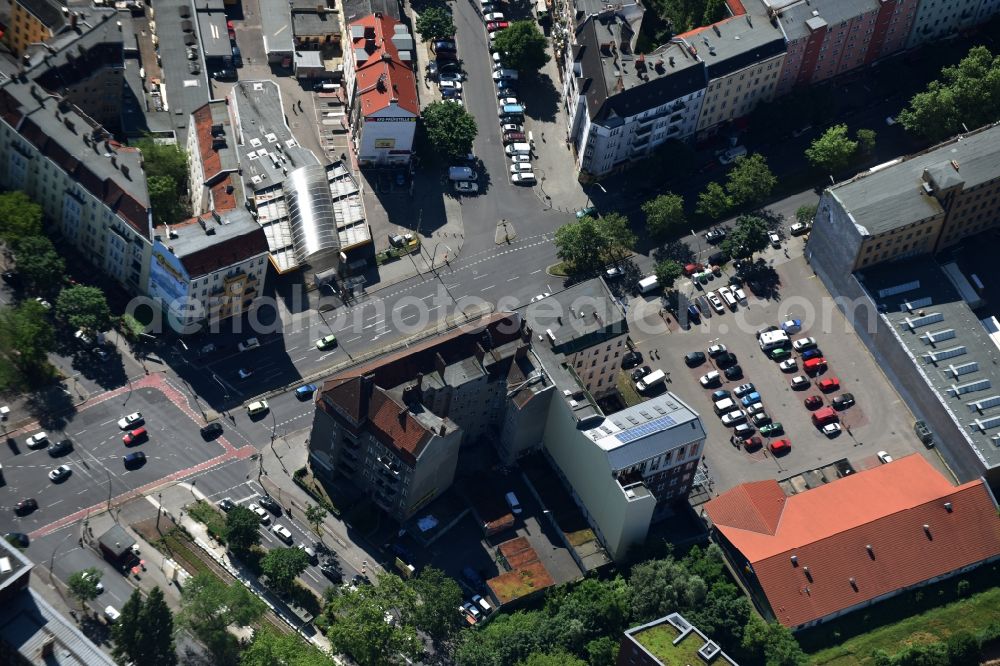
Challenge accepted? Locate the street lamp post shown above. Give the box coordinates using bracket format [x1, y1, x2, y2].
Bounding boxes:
[156, 492, 163, 534]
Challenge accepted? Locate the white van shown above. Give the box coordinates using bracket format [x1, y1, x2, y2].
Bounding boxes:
[714, 398, 736, 415]
[759, 330, 789, 352]
[505, 142, 531, 156]
[638, 275, 659, 294]
[448, 166, 477, 182]
[238, 337, 260, 352]
[636, 369, 665, 392]
[505, 491, 522, 515]
[104, 606, 121, 623]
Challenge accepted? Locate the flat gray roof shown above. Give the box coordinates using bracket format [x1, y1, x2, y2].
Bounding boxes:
[688, 14, 787, 80]
[588, 393, 705, 470]
[293, 11, 341, 37]
[862, 260, 1000, 469]
[259, 0, 295, 54]
[197, 10, 232, 59]
[0, 588, 117, 665]
[152, 0, 210, 143]
[160, 208, 260, 258]
[829, 123, 1000, 236]
[767, 0, 879, 42]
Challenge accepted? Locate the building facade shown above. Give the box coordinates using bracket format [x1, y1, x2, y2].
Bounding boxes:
[186, 100, 241, 215]
[291, 0, 342, 50]
[3, 0, 65, 56]
[343, 13, 417, 167]
[906, 0, 990, 48]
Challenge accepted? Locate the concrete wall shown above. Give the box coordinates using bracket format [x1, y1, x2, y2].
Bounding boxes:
[405, 427, 462, 518]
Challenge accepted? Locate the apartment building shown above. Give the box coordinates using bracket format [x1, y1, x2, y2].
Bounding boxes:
[766, 0, 916, 97]
[308, 313, 551, 520]
[3, 0, 64, 56]
[343, 13, 418, 167]
[618, 613, 740, 666]
[683, 14, 786, 137]
[807, 123, 1000, 280]
[149, 210, 269, 331]
[291, 0, 342, 50]
[187, 100, 242, 215]
[906, 0, 995, 48]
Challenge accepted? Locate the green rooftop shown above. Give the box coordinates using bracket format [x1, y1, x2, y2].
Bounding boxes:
[630, 616, 738, 665]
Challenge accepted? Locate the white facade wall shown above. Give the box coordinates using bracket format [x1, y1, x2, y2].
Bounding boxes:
[697, 53, 785, 135]
[907, 0, 984, 48]
[357, 102, 416, 166]
[186, 121, 207, 215]
[566, 333, 628, 396]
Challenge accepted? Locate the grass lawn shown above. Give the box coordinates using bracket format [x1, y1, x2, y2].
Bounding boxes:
[615, 372, 644, 408]
[632, 623, 705, 665]
[806, 564, 1000, 665]
[158, 529, 213, 578]
[187, 500, 228, 544]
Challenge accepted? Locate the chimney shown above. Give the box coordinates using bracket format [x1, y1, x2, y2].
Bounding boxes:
[849, 578, 858, 591]
[943, 502, 953, 513]
[401, 385, 417, 405]
[790, 555, 798, 566]
[803, 566, 812, 582]
[398, 407, 408, 426]
[522, 324, 532, 343]
[923, 524, 933, 539]
[866, 545, 874, 559]
[121, 165, 130, 180]
[39, 635, 56, 658]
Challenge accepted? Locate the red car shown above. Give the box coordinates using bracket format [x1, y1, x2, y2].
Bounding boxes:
[803, 395, 823, 410]
[742, 436, 762, 451]
[486, 21, 509, 31]
[123, 427, 148, 446]
[769, 438, 791, 455]
[818, 377, 840, 392]
[227, 20, 236, 39]
[684, 263, 704, 276]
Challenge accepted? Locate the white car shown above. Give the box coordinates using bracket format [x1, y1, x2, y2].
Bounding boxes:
[721, 410, 747, 426]
[510, 163, 533, 174]
[790, 375, 810, 390]
[885, 116, 897, 126]
[501, 123, 523, 133]
[483, 11, 505, 21]
[792, 336, 817, 351]
[117, 412, 144, 430]
[48, 464, 72, 482]
[706, 292, 724, 314]
[779, 359, 797, 372]
[734, 287, 748, 303]
[717, 145, 747, 164]
[821, 422, 842, 437]
[789, 222, 810, 236]
[769, 232, 781, 248]
[877, 450, 894, 464]
[272, 524, 293, 543]
[699, 370, 721, 387]
[510, 154, 531, 164]
[26, 432, 49, 449]
[746, 402, 765, 415]
[492, 51, 502, 64]
[248, 503, 271, 525]
[498, 96, 520, 106]
[74, 329, 92, 345]
[444, 98, 464, 106]
[511, 172, 536, 184]
[454, 181, 479, 194]
[439, 72, 464, 82]
[34, 297, 52, 309]
[707, 344, 727, 357]
[439, 80, 462, 91]
[530, 293, 551, 303]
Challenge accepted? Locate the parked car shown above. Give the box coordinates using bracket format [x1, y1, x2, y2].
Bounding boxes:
[832, 393, 855, 409]
[721, 410, 747, 426]
[716, 352, 738, 369]
[769, 232, 781, 248]
[439, 72, 464, 82]
[272, 524, 293, 544]
[247, 400, 270, 417]
[706, 344, 727, 358]
[781, 319, 801, 333]
[217, 498, 236, 512]
[818, 377, 840, 392]
[804, 395, 823, 410]
[483, 11, 505, 21]
[295, 384, 317, 400]
[684, 352, 706, 367]
[717, 145, 747, 164]
[741, 435, 763, 450]
[454, 181, 479, 194]
[699, 371, 721, 387]
[801, 348, 823, 361]
[249, 504, 271, 525]
[258, 495, 282, 515]
[733, 383, 756, 398]
[631, 365, 652, 382]
[723, 365, 743, 380]
[440, 80, 462, 92]
[706, 291, 725, 314]
[711, 389, 731, 401]
[705, 228, 726, 244]
[779, 359, 797, 372]
[769, 438, 791, 454]
[26, 432, 49, 449]
[792, 336, 817, 351]
[790, 375, 810, 390]
[752, 412, 772, 427]
[740, 392, 761, 407]
[622, 351, 643, 369]
[877, 451, 894, 464]
[760, 422, 784, 437]
[486, 20, 509, 31]
[118, 412, 143, 429]
[822, 423, 842, 437]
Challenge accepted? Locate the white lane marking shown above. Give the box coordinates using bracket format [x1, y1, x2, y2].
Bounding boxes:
[481, 285, 495, 291]
[530, 269, 542, 274]
[507, 276, 519, 281]
[293, 356, 307, 363]
[473, 274, 488, 279]
[346, 336, 361, 342]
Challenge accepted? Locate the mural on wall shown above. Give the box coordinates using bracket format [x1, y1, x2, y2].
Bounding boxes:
[148, 240, 190, 307]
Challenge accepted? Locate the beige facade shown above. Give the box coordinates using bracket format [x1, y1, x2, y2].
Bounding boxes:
[4, 0, 63, 56]
[697, 52, 784, 135]
[853, 214, 944, 270]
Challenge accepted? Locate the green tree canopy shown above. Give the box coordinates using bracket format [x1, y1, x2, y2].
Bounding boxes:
[518, 651, 587, 666]
[111, 589, 145, 665]
[898, 46, 1000, 142]
[148, 175, 185, 227]
[856, 128, 877, 155]
[410, 566, 464, 643]
[654, 260, 683, 291]
[544, 577, 629, 654]
[56, 285, 112, 334]
[415, 6, 455, 41]
[178, 572, 265, 666]
[305, 503, 328, 538]
[696, 182, 732, 220]
[325, 572, 421, 666]
[741, 615, 807, 666]
[628, 557, 707, 623]
[0, 191, 43, 246]
[554, 213, 636, 275]
[642, 192, 686, 240]
[136, 139, 189, 190]
[12, 235, 65, 294]
[225, 505, 261, 555]
[241, 628, 334, 666]
[493, 21, 550, 73]
[795, 204, 817, 225]
[422, 100, 478, 162]
[67, 568, 103, 608]
[138, 587, 177, 666]
[261, 546, 310, 595]
[725, 153, 776, 207]
[0, 299, 55, 371]
[585, 636, 619, 666]
[805, 124, 858, 173]
[722, 215, 770, 260]
[453, 610, 548, 666]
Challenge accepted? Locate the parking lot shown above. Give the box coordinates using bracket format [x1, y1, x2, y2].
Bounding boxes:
[626, 253, 942, 496]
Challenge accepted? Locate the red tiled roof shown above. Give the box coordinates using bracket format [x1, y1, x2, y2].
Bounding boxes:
[193, 104, 222, 179]
[167, 214, 269, 279]
[706, 455, 1000, 628]
[349, 14, 419, 117]
[367, 387, 431, 465]
[209, 174, 237, 212]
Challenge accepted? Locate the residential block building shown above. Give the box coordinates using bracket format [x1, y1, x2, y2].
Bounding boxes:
[187, 100, 241, 215]
[906, 0, 995, 48]
[618, 613, 740, 666]
[343, 13, 418, 167]
[705, 455, 1000, 630]
[291, 0, 342, 50]
[3, 0, 64, 56]
[807, 122, 1000, 278]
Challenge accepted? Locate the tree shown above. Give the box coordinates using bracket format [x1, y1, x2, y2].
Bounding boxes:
[148, 175, 185, 227]
[415, 6, 455, 41]
[642, 193, 686, 240]
[654, 260, 683, 291]
[725, 153, 776, 207]
[261, 546, 310, 595]
[67, 568, 103, 608]
[224, 505, 261, 555]
[492, 21, 550, 73]
[241, 628, 333, 666]
[0, 191, 43, 247]
[325, 573, 421, 666]
[945, 631, 981, 666]
[453, 611, 548, 666]
[795, 204, 817, 225]
[696, 182, 732, 220]
[111, 589, 145, 664]
[0, 300, 56, 372]
[857, 128, 877, 156]
[178, 572, 265, 666]
[585, 636, 619, 666]
[56, 285, 112, 334]
[805, 124, 858, 173]
[741, 615, 806, 666]
[597, 212, 637, 264]
[409, 566, 464, 643]
[702, 0, 727, 25]
[136, 139, 189, 190]
[554, 213, 635, 275]
[422, 100, 478, 162]
[518, 651, 587, 666]
[722, 215, 770, 260]
[628, 556, 707, 623]
[13, 235, 64, 293]
[304, 503, 327, 538]
[544, 577, 629, 654]
[138, 587, 177, 666]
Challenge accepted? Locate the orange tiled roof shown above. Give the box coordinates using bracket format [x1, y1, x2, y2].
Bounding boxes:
[350, 14, 419, 117]
[706, 455, 1000, 628]
[192, 104, 223, 180]
[367, 388, 432, 465]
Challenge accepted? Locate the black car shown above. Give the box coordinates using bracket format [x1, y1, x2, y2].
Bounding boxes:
[716, 352, 739, 369]
[257, 495, 282, 515]
[212, 68, 237, 80]
[705, 228, 726, 244]
[14, 498, 38, 515]
[231, 45, 243, 67]
[4, 532, 28, 548]
[433, 40, 457, 53]
[217, 498, 236, 512]
[724, 364, 744, 380]
[684, 351, 706, 367]
[708, 251, 728, 266]
[123, 451, 146, 468]
[832, 393, 855, 409]
[631, 365, 652, 382]
[687, 304, 701, 324]
[47, 439, 73, 456]
[621, 351, 643, 369]
[320, 558, 343, 581]
[200, 422, 223, 440]
[1, 271, 22, 289]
